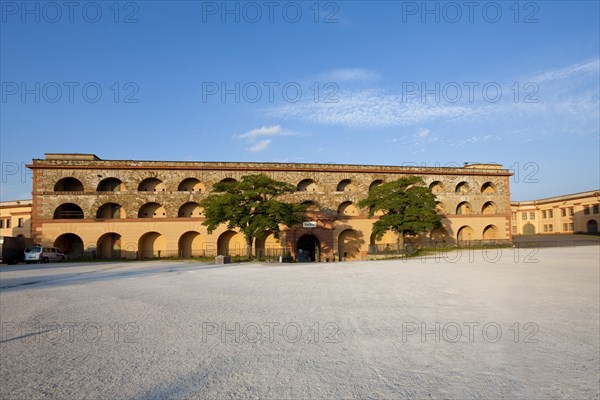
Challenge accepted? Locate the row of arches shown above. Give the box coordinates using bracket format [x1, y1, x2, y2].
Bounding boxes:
[54, 177, 207, 193]
[53, 198, 501, 220]
[53, 177, 499, 195]
[430, 181, 495, 194]
[54, 202, 204, 220]
[52, 230, 277, 259]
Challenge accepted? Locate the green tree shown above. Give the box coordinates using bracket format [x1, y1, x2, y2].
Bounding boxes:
[358, 176, 442, 246]
[200, 174, 307, 257]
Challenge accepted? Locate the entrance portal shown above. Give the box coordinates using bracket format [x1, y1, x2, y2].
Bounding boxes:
[296, 235, 320, 262]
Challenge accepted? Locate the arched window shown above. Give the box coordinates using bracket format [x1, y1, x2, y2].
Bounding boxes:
[138, 203, 167, 218]
[429, 181, 444, 193]
[481, 182, 495, 194]
[53, 203, 84, 219]
[178, 178, 203, 192]
[336, 179, 352, 192]
[138, 178, 165, 192]
[297, 179, 317, 192]
[54, 178, 83, 192]
[456, 201, 472, 215]
[97, 178, 124, 192]
[455, 182, 470, 194]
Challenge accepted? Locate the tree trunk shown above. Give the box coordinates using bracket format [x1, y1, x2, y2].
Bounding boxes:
[246, 236, 253, 259]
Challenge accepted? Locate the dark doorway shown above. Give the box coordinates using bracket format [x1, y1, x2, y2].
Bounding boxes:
[296, 234, 320, 262]
[588, 220, 598, 233]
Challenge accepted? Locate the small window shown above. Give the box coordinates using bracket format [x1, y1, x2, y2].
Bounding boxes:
[0, 220, 3, 228]
[569, 223, 574, 231]
[561, 208, 566, 217]
[529, 212, 535, 220]
[6, 219, 10, 228]
[549, 210, 553, 218]
[594, 205, 599, 214]
[542, 210, 547, 219]
[512, 226, 516, 234]
[521, 212, 527, 220]
[563, 223, 568, 231]
[512, 212, 517, 220]
[18, 218, 24, 228]
[584, 206, 590, 215]
[569, 207, 574, 216]
[543, 225, 548, 232]
[549, 224, 553, 232]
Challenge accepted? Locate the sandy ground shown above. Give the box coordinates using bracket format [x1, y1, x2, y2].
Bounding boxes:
[1, 246, 599, 399]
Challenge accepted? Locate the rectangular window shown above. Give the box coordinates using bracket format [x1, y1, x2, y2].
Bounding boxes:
[5, 219, 10, 228]
[18, 218, 24, 228]
[569, 207, 574, 216]
[569, 223, 574, 231]
[0, 219, 3, 229]
[561, 208, 566, 217]
[542, 210, 547, 219]
[549, 224, 553, 232]
[529, 212, 535, 220]
[594, 205, 599, 214]
[584, 206, 590, 215]
[543, 225, 548, 232]
[549, 210, 553, 218]
[512, 212, 517, 220]
[563, 223, 568, 231]
[512, 226, 517, 234]
[522, 212, 527, 220]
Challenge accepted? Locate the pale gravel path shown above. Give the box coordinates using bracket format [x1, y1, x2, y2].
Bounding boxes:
[1, 246, 599, 399]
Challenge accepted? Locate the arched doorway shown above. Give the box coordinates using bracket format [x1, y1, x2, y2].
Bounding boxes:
[178, 231, 204, 257]
[97, 233, 122, 259]
[217, 231, 245, 256]
[457, 226, 474, 243]
[297, 234, 320, 262]
[523, 223, 535, 235]
[587, 220, 598, 233]
[138, 232, 166, 258]
[338, 229, 362, 261]
[54, 233, 84, 257]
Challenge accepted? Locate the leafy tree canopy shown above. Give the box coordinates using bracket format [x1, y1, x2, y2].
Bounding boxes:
[200, 174, 307, 254]
[358, 176, 442, 241]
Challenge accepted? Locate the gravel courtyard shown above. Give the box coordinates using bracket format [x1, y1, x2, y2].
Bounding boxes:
[1, 246, 599, 399]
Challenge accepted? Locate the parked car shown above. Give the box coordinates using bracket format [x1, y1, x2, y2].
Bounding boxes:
[24, 246, 65, 264]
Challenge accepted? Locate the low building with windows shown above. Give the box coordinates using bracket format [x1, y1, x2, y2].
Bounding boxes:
[511, 190, 600, 235]
[27, 153, 512, 261]
[0, 200, 32, 238]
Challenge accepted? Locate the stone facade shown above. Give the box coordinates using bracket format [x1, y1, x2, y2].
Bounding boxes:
[27, 154, 512, 261]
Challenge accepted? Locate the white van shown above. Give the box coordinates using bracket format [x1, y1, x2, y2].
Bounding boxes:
[24, 246, 65, 264]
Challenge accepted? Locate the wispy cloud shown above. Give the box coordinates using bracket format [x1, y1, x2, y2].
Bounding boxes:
[268, 89, 478, 128]
[238, 125, 282, 139]
[529, 59, 599, 83]
[417, 128, 430, 138]
[319, 68, 380, 82]
[249, 140, 271, 152]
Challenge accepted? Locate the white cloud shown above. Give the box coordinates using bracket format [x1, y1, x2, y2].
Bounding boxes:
[417, 128, 430, 138]
[268, 89, 478, 128]
[249, 140, 271, 152]
[529, 59, 599, 83]
[238, 125, 282, 139]
[320, 68, 380, 82]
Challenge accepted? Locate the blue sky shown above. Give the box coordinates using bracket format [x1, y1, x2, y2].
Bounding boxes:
[1, 0, 599, 201]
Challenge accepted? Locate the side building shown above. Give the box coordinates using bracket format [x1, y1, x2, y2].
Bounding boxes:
[27, 154, 512, 261]
[511, 190, 600, 235]
[0, 200, 33, 238]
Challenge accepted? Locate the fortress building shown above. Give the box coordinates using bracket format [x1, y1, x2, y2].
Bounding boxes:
[511, 191, 600, 235]
[26, 154, 512, 261]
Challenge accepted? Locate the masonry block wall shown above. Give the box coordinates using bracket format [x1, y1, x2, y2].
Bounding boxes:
[28, 154, 512, 261]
